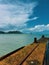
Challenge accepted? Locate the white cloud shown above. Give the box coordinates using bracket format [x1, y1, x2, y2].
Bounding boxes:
[31, 17, 39, 20]
[26, 17, 39, 21]
[27, 24, 49, 32]
[0, 1, 38, 29]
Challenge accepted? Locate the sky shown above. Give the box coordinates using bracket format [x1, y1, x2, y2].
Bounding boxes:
[0, 0, 49, 33]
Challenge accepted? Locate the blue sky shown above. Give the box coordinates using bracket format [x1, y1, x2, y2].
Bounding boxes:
[0, 0, 49, 33]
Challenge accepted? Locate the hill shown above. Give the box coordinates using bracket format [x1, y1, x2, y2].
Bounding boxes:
[7, 31, 22, 34]
[0, 31, 22, 34]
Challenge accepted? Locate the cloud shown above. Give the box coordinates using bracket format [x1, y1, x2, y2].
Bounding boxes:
[26, 17, 39, 21]
[0, 0, 38, 31]
[28, 24, 49, 32]
[20, 24, 49, 33]
[31, 17, 39, 20]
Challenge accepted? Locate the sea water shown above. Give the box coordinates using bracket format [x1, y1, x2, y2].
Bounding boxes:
[0, 34, 49, 57]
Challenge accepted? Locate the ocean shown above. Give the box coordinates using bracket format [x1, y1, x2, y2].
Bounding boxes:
[0, 34, 49, 57]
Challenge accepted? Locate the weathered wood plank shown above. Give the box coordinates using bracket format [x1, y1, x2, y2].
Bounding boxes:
[22, 43, 46, 65]
[0, 43, 38, 65]
[0, 46, 24, 60]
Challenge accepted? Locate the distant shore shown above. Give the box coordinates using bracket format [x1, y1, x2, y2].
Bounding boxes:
[0, 31, 22, 34]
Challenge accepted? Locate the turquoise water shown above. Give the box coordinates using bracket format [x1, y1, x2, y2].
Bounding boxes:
[0, 34, 49, 57]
